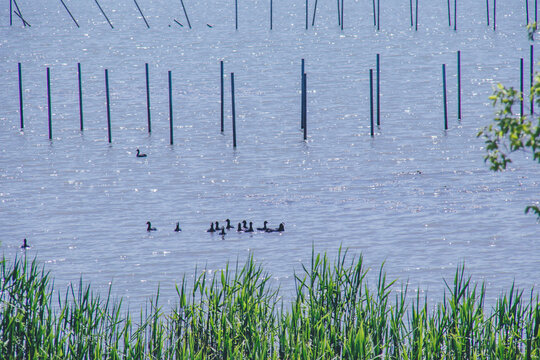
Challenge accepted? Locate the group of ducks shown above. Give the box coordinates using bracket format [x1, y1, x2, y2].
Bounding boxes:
[207, 219, 285, 235]
[146, 221, 182, 232]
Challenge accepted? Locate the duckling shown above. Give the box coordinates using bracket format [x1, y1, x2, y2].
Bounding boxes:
[136, 149, 147, 158]
[256, 221, 268, 231]
[21, 238, 30, 249]
[146, 221, 157, 231]
[242, 220, 248, 230]
[237, 223, 243, 232]
[207, 223, 215, 232]
[174, 222, 182, 232]
[225, 219, 234, 230]
[245, 222, 254, 233]
[219, 227, 226, 235]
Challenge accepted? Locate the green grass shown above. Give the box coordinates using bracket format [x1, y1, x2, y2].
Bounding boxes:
[1, 249, 539, 359]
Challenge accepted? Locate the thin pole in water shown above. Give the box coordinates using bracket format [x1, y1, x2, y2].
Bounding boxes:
[18, 62, 23, 129]
[457, 51, 461, 120]
[370, 69, 374, 137]
[312, 0, 318, 26]
[521, 58, 524, 117]
[235, 0, 238, 29]
[376, 0, 379, 31]
[133, 0, 150, 28]
[180, 0, 191, 29]
[169, 71, 173, 145]
[59, 0, 79, 28]
[372, 0, 376, 26]
[231, 73, 236, 148]
[376, 54, 380, 126]
[337, 0, 341, 26]
[270, 0, 273, 29]
[305, 0, 308, 30]
[536, 0, 538, 24]
[340, 0, 344, 30]
[94, 0, 113, 29]
[303, 73, 307, 141]
[526, 0, 529, 25]
[453, 0, 456, 30]
[415, 0, 418, 31]
[145, 63, 151, 133]
[493, 0, 496, 30]
[409, 0, 413, 26]
[301, 59, 305, 129]
[78, 63, 83, 131]
[47, 67, 52, 140]
[10, 0, 12, 26]
[531, 45, 534, 114]
[221, 61, 224, 132]
[105, 69, 111, 143]
[486, 0, 490, 26]
[447, 0, 451, 26]
[443, 64, 448, 130]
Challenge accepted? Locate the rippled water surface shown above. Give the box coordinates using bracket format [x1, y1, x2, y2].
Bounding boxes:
[0, 0, 539, 307]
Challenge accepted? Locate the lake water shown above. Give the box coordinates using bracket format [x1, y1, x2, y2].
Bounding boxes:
[0, 0, 539, 308]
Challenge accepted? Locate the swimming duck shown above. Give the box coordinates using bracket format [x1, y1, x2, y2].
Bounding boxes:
[215, 221, 220, 230]
[206, 24, 213, 28]
[174, 222, 182, 232]
[256, 221, 268, 231]
[207, 223, 215, 232]
[242, 220, 248, 230]
[21, 238, 30, 249]
[266, 223, 285, 233]
[136, 149, 147, 158]
[237, 223, 243, 232]
[146, 221, 157, 231]
[245, 222, 254, 233]
[225, 219, 234, 230]
[219, 227, 226, 235]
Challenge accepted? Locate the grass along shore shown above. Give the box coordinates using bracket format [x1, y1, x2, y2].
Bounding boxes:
[1, 250, 539, 359]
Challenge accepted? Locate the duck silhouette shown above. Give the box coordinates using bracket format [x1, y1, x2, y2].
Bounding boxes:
[245, 222, 254, 233]
[256, 221, 268, 231]
[174, 222, 182, 232]
[207, 223, 215, 232]
[242, 220, 248, 230]
[21, 238, 30, 249]
[219, 227, 226, 235]
[136, 149, 147, 158]
[266, 223, 285, 233]
[237, 223, 243, 232]
[146, 221, 157, 231]
[215, 221, 220, 230]
[225, 219, 234, 230]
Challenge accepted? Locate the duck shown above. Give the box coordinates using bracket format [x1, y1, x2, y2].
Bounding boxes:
[266, 223, 285, 233]
[136, 149, 147, 158]
[174, 222, 182, 232]
[206, 24, 213, 28]
[219, 227, 226, 235]
[237, 223, 243, 232]
[215, 221, 220, 230]
[225, 219, 234, 230]
[245, 222, 254, 233]
[242, 220, 248, 230]
[21, 238, 30, 249]
[256, 221, 268, 231]
[146, 221, 157, 231]
[207, 223, 215, 232]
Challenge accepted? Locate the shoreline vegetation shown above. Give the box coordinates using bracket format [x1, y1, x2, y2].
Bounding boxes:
[1, 251, 539, 359]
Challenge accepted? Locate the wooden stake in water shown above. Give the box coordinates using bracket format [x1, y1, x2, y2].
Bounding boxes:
[443, 64, 448, 130]
[133, 0, 150, 28]
[453, 0, 456, 30]
[94, 0, 113, 29]
[169, 71, 173, 145]
[303, 73, 307, 141]
[457, 51, 461, 120]
[78, 63, 83, 131]
[231, 73, 237, 148]
[105, 69, 111, 143]
[18, 63, 23, 129]
[10, 0, 12, 26]
[270, 0, 273, 29]
[447, 0, 451, 26]
[301, 59, 305, 129]
[376, 54, 380, 126]
[372, 0, 376, 26]
[179, 0, 191, 29]
[531, 45, 534, 114]
[370, 69, 374, 137]
[340, 0, 344, 30]
[337, 0, 341, 26]
[305, 0, 308, 30]
[521, 58, 524, 117]
[526, 0, 529, 25]
[486, 0, 490, 26]
[145, 63, 151, 133]
[60, 0, 79, 28]
[221, 61, 224, 132]
[415, 0, 418, 31]
[47, 68, 52, 140]
[409, 0, 413, 26]
[235, 0, 238, 29]
[312, 0, 318, 26]
[493, 0, 496, 30]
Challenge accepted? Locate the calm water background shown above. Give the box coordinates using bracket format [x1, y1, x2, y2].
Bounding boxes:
[0, 0, 539, 308]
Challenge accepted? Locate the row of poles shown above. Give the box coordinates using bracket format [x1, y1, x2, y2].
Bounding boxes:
[12, 49, 536, 146]
[8, 0, 539, 31]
